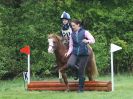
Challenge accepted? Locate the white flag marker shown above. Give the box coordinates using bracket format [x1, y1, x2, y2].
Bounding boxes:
[111, 43, 122, 52]
[110, 43, 122, 91]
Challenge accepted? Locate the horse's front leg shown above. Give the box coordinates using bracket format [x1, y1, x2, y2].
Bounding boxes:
[58, 69, 63, 83]
[59, 65, 69, 91]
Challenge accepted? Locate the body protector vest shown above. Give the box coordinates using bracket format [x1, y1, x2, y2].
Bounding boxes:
[71, 28, 89, 56]
[61, 23, 72, 46]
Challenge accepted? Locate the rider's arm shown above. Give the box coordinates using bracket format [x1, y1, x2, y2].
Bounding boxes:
[84, 30, 95, 44]
[66, 34, 73, 56]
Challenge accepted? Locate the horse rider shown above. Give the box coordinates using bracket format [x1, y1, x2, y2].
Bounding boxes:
[60, 11, 72, 48]
[60, 11, 80, 80]
[53, 11, 72, 77]
[65, 19, 95, 92]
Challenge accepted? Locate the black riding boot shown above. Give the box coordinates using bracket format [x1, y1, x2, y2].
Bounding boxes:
[78, 77, 85, 92]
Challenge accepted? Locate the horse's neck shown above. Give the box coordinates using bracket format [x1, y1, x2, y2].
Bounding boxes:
[54, 44, 67, 61]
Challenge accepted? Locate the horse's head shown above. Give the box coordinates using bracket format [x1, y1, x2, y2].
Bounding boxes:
[48, 34, 62, 53]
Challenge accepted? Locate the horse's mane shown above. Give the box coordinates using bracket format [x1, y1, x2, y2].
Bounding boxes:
[48, 34, 62, 43]
[48, 33, 67, 63]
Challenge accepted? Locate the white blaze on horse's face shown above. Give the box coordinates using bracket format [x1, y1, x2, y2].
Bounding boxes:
[48, 38, 54, 53]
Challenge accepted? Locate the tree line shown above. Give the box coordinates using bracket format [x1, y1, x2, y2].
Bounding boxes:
[0, 0, 132, 79]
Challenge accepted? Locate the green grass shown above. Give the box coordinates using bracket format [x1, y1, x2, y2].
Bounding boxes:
[0, 74, 133, 99]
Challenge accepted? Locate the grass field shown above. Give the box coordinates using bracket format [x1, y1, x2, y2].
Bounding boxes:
[0, 74, 133, 99]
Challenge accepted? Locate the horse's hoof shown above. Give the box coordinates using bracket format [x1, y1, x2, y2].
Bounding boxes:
[59, 78, 64, 83]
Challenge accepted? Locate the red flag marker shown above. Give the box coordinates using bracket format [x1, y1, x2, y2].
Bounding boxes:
[20, 45, 30, 55]
[20, 45, 31, 84]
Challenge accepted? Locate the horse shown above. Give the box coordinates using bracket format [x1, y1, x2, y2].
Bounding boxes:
[48, 34, 98, 91]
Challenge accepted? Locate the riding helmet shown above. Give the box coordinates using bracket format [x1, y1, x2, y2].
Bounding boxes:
[60, 11, 71, 20]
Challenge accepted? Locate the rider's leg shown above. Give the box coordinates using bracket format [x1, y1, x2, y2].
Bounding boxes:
[77, 56, 89, 92]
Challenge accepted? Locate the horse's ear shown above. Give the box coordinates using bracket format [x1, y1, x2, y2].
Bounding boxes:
[48, 33, 54, 38]
[48, 34, 51, 38]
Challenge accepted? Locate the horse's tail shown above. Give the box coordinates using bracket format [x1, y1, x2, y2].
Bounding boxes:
[87, 45, 99, 81]
[91, 50, 99, 79]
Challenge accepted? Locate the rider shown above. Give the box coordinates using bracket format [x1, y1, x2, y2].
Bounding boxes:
[60, 11, 79, 80]
[60, 11, 72, 48]
[55, 11, 72, 77]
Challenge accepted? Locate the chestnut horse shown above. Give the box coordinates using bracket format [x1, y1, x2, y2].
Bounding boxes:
[48, 34, 98, 91]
